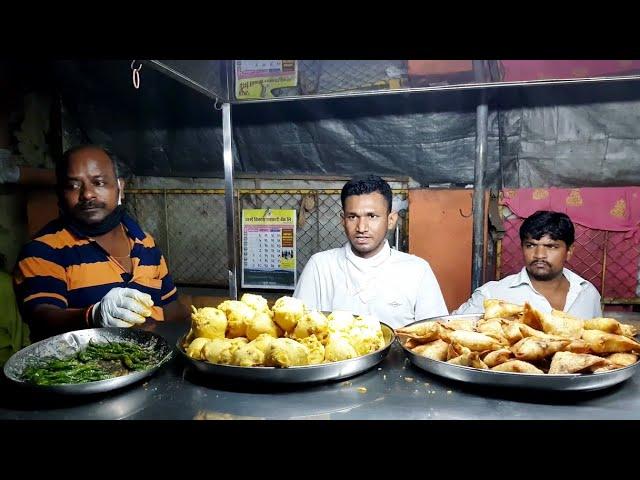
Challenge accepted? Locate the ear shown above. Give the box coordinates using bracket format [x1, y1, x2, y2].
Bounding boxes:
[387, 210, 398, 231]
[118, 179, 125, 201]
[566, 243, 574, 261]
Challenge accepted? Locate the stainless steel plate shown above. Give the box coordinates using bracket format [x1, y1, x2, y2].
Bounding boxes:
[178, 323, 395, 384]
[3, 328, 174, 395]
[399, 314, 640, 392]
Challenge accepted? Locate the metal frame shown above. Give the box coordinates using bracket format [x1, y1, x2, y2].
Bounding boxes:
[143, 60, 227, 102]
[145, 59, 640, 298]
[146, 60, 640, 106]
[471, 60, 489, 290]
[222, 103, 238, 299]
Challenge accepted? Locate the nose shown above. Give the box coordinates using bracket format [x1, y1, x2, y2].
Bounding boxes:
[356, 216, 369, 233]
[533, 245, 546, 259]
[79, 183, 96, 201]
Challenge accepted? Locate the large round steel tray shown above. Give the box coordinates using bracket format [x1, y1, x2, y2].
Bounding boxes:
[178, 323, 395, 384]
[3, 327, 174, 395]
[399, 314, 640, 392]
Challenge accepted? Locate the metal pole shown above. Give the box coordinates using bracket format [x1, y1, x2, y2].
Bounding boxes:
[222, 102, 238, 299]
[163, 190, 170, 263]
[471, 60, 489, 291]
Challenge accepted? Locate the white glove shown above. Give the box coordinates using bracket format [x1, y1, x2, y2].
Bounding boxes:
[92, 287, 154, 328]
[0, 149, 20, 184]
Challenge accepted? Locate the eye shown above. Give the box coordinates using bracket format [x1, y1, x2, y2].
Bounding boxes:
[94, 179, 105, 187]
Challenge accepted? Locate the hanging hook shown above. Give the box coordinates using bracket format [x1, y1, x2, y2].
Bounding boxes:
[459, 192, 473, 217]
[214, 97, 222, 110]
[131, 60, 143, 90]
[459, 207, 473, 218]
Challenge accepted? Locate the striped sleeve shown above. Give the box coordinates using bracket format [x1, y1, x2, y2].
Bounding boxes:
[158, 255, 177, 305]
[14, 240, 68, 312]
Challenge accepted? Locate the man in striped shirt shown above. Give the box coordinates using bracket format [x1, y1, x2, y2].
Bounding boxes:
[14, 144, 189, 342]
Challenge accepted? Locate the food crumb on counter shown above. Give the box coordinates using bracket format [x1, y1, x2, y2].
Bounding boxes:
[404, 377, 414, 383]
[357, 387, 367, 393]
[383, 374, 387, 380]
[447, 390, 452, 394]
[340, 381, 353, 387]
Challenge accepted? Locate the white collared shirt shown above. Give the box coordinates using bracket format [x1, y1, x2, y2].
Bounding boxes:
[293, 241, 448, 328]
[453, 267, 602, 319]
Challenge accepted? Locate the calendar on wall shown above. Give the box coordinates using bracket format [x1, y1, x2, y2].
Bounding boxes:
[241, 209, 297, 289]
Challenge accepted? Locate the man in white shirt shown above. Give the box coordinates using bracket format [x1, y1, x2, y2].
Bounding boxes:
[454, 210, 602, 319]
[293, 175, 448, 328]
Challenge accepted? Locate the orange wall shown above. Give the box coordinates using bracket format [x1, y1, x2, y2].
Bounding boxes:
[408, 189, 487, 313]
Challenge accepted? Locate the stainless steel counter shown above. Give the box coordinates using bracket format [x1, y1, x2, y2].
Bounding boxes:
[2, 316, 640, 420]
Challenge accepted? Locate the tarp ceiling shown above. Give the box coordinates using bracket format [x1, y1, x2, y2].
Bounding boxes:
[50, 60, 640, 188]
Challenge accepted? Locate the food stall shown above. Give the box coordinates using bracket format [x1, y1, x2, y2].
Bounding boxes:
[3, 60, 640, 420]
[2, 312, 640, 420]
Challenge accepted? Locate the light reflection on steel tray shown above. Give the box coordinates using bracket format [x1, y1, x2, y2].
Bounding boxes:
[398, 314, 640, 392]
[177, 323, 395, 384]
[3, 328, 174, 395]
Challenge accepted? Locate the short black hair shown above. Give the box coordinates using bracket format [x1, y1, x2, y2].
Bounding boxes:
[55, 144, 126, 189]
[519, 210, 575, 247]
[341, 175, 393, 213]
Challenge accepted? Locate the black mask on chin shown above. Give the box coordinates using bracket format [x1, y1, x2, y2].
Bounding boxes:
[61, 205, 126, 238]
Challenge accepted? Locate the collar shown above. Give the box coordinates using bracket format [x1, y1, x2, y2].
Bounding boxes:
[509, 266, 587, 289]
[344, 240, 391, 268]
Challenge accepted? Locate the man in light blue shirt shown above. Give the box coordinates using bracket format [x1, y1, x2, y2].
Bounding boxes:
[454, 210, 602, 319]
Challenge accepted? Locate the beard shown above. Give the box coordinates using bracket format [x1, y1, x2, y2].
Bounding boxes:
[526, 262, 562, 281]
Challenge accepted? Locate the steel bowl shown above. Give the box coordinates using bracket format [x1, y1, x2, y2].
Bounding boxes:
[178, 323, 395, 384]
[398, 314, 640, 392]
[3, 327, 174, 395]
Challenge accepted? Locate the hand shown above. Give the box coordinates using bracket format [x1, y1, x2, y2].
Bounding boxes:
[0, 149, 20, 184]
[92, 287, 154, 328]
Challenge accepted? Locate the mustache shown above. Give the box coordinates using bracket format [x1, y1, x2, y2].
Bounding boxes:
[529, 260, 551, 267]
[75, 201, 106, 210]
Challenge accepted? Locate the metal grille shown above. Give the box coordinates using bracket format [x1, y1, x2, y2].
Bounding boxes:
[299, 60, 407, 95]
[239, 60, 408, 99]
[498, 215, 640, 303]
[127, 188, 408, 286]
[156, 60, 229, 101]
[126, 193, 168, 257]
[166, 193, 228, 284]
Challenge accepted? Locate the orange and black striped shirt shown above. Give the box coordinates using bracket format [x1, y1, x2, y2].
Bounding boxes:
[14, 213, 177, 335]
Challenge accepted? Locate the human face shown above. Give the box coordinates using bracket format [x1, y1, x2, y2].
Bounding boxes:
[61, 148, 122, 224]
[342, 191, 397, 258]
[522, 234, 573, 281]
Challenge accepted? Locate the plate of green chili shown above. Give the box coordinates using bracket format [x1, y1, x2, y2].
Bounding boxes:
[3, 328, 174, 394]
